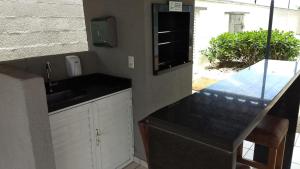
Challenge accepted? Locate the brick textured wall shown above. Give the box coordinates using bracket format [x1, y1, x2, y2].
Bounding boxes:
[0, 0, 88, 61]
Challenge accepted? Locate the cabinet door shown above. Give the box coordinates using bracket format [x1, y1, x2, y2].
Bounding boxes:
[49, 104, 96, 169]
[93, 90, 133, 169]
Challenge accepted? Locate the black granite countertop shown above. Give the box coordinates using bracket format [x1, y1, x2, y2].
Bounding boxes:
[46, 73, 131, 112]
[146, 59, 300, 152]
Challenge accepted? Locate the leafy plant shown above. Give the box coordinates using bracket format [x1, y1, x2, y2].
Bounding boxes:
[202, 29, 300, 67]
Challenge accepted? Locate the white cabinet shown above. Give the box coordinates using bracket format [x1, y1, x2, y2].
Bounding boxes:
[49, 104, 96, 169]
[93, 90, 133, 169]
[49, 89, 133, 169]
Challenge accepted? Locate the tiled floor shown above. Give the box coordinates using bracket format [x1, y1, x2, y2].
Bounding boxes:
[242, 140, 255, 161]
[239, 133, 300, 169]
[292, 133, 300, 169]
[123, 162, 147, 169]
[297, 116, 300, 133]
[124, 133, 300, 169]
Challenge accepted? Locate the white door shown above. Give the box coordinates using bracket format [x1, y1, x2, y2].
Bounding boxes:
[93, 90, 133, 169]
[49, 104, 96, 169]
[229, 14, 244, 33]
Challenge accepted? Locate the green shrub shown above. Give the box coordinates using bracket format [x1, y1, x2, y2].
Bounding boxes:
[201, 29, 300, 66]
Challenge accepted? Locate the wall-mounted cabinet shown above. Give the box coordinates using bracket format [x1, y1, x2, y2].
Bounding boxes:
[91, 16, 118, 47]
[152, 4, 194, 75]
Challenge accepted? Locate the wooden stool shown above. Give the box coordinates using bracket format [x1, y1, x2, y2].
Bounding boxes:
[237, 115, 289, 169]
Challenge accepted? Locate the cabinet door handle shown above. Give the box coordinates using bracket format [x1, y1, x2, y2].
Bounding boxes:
[96, 129, 102, 146]
[96, 129, 102, 136]
[96, 136, 100, 146]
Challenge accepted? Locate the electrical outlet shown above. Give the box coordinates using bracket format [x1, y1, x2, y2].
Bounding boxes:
[128, 56, 134, 69]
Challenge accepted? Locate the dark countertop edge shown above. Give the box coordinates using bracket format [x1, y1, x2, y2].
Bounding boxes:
[48, 88, 132, 114]
[146, 60, 300, 152]
[147, 116, 235, 152]
[233, 67, 300, 151]
[147, 122, 234, 154]
[47, 86, 131, 113]
[47, 73, 132, 112]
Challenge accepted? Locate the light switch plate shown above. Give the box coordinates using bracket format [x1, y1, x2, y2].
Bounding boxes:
[128, 56, 134, 69]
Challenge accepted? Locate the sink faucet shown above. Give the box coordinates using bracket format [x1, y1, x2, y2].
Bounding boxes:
[46, 61, 54, 93]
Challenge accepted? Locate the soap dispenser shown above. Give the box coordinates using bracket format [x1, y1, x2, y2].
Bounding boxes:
[65, 55, 82, 77]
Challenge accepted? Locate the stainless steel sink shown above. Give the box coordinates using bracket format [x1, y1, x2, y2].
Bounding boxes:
[47, 90, 86, 103]
[45, 73, 131, 112]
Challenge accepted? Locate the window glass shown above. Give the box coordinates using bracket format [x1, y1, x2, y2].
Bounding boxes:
[229, 14, 245, 33]
[289, 0, 300, 10]
[221, 0, 299, 9]
[221, 0, 255, 4]
[193, 0, 270, 87]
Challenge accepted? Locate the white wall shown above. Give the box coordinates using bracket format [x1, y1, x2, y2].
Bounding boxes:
[0, 0, 88, 61]
[0, 66, 55, 169]
[83, 0, 194, 160]
[193, 0, 300, 60]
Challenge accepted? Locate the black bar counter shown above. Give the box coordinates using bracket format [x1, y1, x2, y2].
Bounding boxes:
[141, 59, 300, 169]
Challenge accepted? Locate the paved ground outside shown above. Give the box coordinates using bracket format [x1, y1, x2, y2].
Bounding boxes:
[192, 61, 238, 91]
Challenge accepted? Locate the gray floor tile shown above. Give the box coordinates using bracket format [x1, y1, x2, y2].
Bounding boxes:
[296, 135, 300, 147]
[136, 165, 147, 169]
[296, 112, 299, 133]
[123, 162, 140, 169]
[292, 147, 300, 164]
[291, 163, 300, 169]
[242, 148, 249, 157]
[244, 149, 254, 160]
[295, 133, 299, 145]
[250, 144, 255, 151]
[243, 140, 254, 149]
